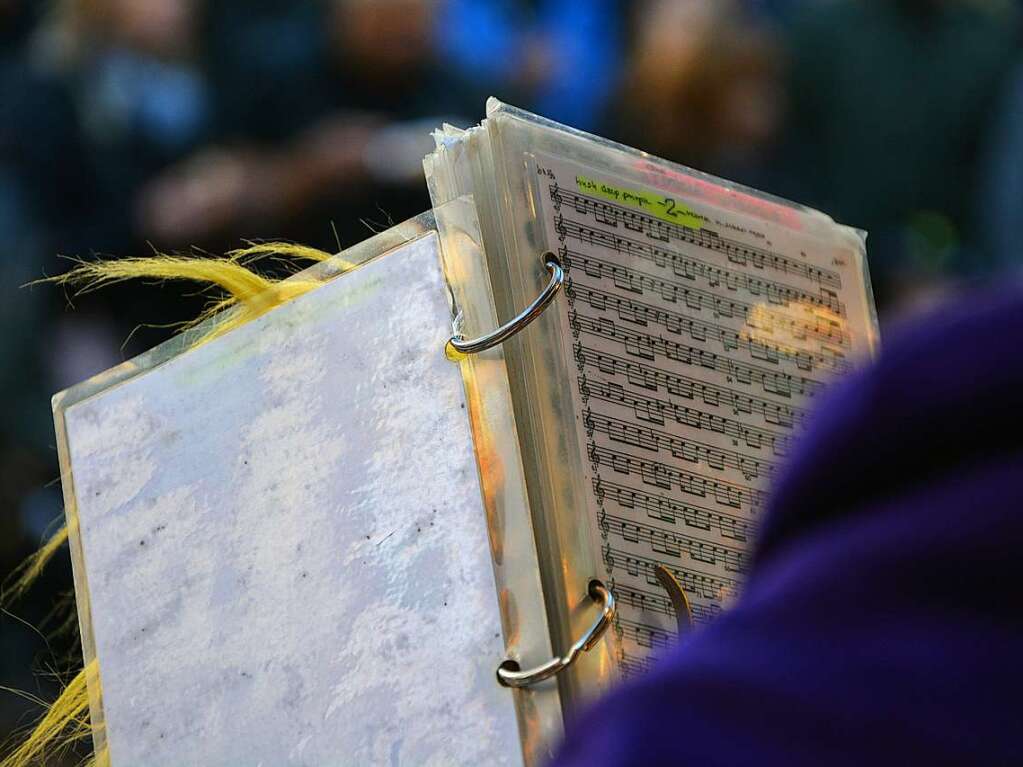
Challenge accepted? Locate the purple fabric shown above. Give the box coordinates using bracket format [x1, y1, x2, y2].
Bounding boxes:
[553, 287, 1023, 766]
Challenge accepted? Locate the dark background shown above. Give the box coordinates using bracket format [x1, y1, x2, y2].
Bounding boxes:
[1, 0, 1020, 756]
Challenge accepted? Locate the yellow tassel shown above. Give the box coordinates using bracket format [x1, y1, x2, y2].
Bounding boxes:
[52, 256, 276, 303]
[227, 241, 338, 265]
[0, 661, 98, 767]
[2, 526, 70, 606]
[197, 278, 322, 343]
[46, 242, 351, 343]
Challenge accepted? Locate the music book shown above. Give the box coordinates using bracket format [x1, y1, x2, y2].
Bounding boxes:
[53, 99, 879, 766]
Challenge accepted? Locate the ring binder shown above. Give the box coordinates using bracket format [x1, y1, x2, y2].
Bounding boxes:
[38, 98, 882, 767]
[447, 251, 564, 356]
[496, 580, 615, 688]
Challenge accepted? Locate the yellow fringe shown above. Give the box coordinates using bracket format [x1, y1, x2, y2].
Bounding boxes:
[6, 241, 346, 765]
[48, 243, 347, 343]
[51, 256, 274, 301]
[199, 278, 322, 342]
[2, 526, 70, 606]
[0, 661, 98, 767]
[227, 241, 338, 265]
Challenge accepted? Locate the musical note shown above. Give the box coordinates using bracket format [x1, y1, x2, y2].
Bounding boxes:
[573, 345, 804, 428]
[555, 220, 845, 316]
[570, 283, 851, 369]
[550, 186, 844, 289]
[616, 586, 724, 625]
[588, 445, 765, 512]
[607, 548, 739, 600]
[570, 310, 824, 398]
[602, 513, 747, 572]
[585, 410, 776, 480]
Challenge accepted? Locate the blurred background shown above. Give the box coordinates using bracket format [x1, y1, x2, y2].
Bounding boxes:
[1, 0, 1020, 753]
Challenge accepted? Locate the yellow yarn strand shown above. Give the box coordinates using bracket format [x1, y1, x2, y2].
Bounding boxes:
[0, 661, 98, 767]
[45, 242, 351, 343]
[201, 278, 321, 342]
[227, 241, 338, 265]
[52, 256, 275, 303]
[2, 526, 70, 606]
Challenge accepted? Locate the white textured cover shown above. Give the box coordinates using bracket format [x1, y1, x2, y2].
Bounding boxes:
[59, 234, 521, 766]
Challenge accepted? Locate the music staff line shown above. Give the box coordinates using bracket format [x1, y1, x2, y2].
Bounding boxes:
[570, 309, 823, 399]
[562, 248, 851, 348]
[594, 478, 754, 543]
[555, 217, 844, 316]
[580, 374, 791, 456]
[601, 511, 748, 573]
[589, 443, 766, 512]
[614, 582, 723, 624]
[568, 278, 851, 369]
[619, 650, 659, 676]
[618, 616, 675, 651]
[586, 408, 776, 481]
[551, 186, 843, 289]
[606, 545, 740, 601]
[574, 343, 806, 428]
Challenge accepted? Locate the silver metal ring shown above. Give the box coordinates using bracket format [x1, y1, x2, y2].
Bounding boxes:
[448, 252, 564, 356]
[497, 580, 615, 688]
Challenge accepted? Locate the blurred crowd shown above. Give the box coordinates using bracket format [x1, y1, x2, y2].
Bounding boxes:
[1, 0, 1021, 745]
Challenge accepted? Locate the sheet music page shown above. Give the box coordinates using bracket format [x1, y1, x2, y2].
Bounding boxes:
[533, 154, 875, 674]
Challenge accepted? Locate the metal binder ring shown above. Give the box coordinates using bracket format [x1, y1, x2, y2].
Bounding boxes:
[497, 580, 615, 688]
[447, 252, 564, 356]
